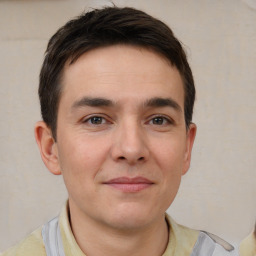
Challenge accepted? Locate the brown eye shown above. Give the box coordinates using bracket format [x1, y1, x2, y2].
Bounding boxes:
[91, 116, 102, 124]
[89, 116, 104, 124]
[148, 116, 173, 126]
[152, 117, 164, 125]
[83, 116, 107, 125]
[152, 116, 169, 125]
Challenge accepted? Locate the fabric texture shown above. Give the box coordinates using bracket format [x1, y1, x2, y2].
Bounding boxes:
[1, 202, 235, 256]
[240, 230, 256, 256]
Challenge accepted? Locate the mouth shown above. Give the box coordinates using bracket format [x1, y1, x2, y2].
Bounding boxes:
[103, 176, 154, 193]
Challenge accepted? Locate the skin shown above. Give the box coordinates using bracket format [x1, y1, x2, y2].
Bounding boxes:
[35, 45, 196, 256]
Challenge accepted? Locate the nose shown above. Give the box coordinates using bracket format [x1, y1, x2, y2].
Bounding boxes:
[110, 119, 149, 165]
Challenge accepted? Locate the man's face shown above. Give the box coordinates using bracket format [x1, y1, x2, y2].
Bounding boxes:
[52, 45, 196, 230]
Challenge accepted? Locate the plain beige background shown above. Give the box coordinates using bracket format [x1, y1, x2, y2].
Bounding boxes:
[0, 0, 255, 252]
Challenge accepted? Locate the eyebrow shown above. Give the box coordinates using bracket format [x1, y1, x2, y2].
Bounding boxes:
[71, 96, 182, 112]
[145, 97, 182, 112]
[72, 97, 113, 109]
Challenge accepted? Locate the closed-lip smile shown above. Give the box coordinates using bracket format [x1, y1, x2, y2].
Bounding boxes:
[103, 176, 154, 192]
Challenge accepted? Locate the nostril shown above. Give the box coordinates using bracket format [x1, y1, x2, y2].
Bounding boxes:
[117, 156, 144, 161]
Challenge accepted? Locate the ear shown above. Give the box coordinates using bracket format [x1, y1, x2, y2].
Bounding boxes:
[34, 121, 61, 175]
[182, 123, 197, 175]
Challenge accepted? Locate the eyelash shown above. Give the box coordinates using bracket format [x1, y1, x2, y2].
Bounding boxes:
[148, 115, 174, 126]
[82, 114, 173, 126]
[82, 115, 109, 125]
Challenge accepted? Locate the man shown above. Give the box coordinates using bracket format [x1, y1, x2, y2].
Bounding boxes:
[2, 6, 238, 256]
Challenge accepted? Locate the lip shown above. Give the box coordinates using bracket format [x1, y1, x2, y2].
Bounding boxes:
[103, 176, 154, 193]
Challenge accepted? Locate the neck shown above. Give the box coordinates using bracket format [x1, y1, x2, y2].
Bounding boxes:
[68, 200, 169, 256]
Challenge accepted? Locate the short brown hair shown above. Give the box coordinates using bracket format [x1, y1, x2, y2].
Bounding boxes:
[39, 6, 195, 140]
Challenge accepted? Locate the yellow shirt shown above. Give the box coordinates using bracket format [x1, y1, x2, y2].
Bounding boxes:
[240, 229, 256, 256]
[2, 203, 199, 256]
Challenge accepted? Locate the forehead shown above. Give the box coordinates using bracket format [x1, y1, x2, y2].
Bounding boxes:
[60, 45, 184, 108]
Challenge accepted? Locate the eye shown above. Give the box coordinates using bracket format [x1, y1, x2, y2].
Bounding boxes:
[151, 117, 165, 125]
[83, 116, 107, 125]
[149, 116, 171, 125]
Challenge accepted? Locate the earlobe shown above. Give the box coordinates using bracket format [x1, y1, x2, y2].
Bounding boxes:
[182, 123, 197, 175]
[34, 121, 61, 175]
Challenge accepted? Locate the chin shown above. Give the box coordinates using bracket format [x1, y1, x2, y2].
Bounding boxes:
[108, 216, 151, 231]
[105, 204, 161, 230]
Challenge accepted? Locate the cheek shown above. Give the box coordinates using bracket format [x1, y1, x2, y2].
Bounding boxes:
[152, 136, 186, 203]
[56, 136, 109, 188]
[153, 136, 187, 173]
[158, 147, 184, 203]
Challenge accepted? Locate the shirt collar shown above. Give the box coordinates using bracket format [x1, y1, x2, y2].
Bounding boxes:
[58, 201, 199, 256]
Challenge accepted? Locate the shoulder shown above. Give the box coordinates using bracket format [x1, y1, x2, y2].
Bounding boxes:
[1, 227, 46, 256]
[164, 214, 200, 255]
[165, 214, 238, 256]
[192, 231, 238, 256]
[240, 228, 256, 256]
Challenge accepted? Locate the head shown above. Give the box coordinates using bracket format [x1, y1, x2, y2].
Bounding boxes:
[39, 6, 195, 141]
[35, 6, 197, 232]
